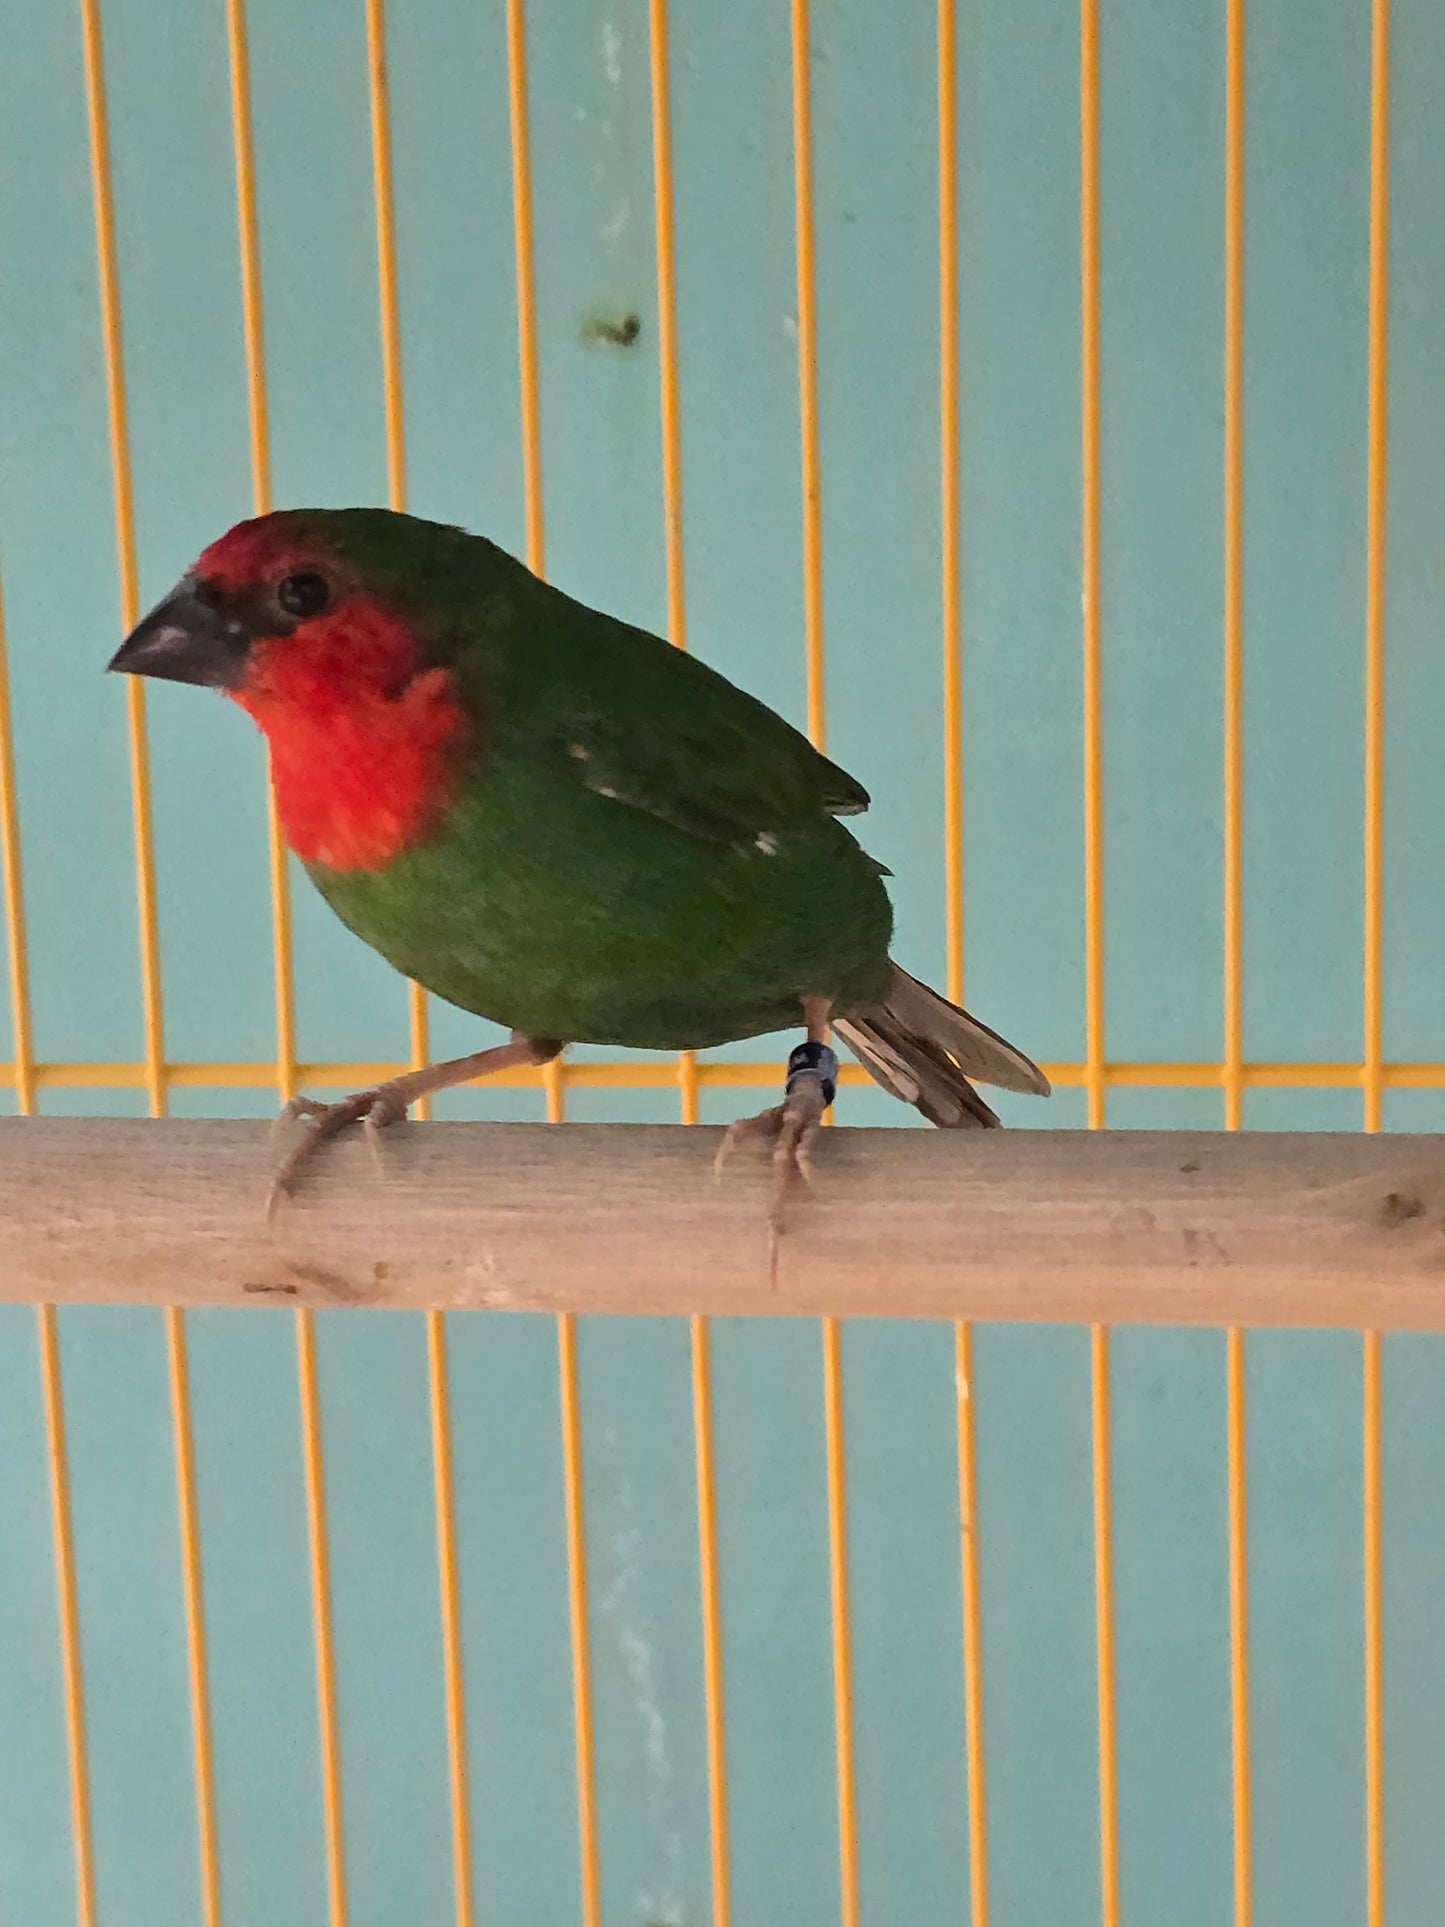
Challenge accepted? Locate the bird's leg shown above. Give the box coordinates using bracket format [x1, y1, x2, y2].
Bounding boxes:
[267, 1033, 564, 1215]
[714, 997, 836, 1275]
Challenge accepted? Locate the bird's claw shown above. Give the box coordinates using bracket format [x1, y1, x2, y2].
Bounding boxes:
[714, 1071, 829, 1282]
[712, 1102, 783, 1181]
[265, 1084, 408, 1218]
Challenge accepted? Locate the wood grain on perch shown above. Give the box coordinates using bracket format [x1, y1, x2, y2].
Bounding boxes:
[3, 1118, 1445, 1329]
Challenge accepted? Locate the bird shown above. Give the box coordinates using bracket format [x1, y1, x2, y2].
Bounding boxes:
[108, 508, 1049, 1252]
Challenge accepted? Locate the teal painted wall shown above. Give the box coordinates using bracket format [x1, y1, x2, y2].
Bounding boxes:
[2, 0, 1444, 1921]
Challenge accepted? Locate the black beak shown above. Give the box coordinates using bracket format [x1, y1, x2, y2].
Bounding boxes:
[107, 577, 250, 690]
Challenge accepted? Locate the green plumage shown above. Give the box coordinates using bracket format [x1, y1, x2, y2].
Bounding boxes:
[303, 511, 895, 1048]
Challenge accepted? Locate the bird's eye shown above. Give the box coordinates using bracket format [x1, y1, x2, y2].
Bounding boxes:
[277, 571, 330, 620]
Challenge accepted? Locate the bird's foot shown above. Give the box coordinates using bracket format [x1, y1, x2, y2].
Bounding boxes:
[266, 1082, 410, 1218]
[263, 1037, 565, 1219]
[714, 1041, 837, 1281]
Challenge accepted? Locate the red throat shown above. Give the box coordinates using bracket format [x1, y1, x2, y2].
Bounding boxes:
[229, 599, 470, 872]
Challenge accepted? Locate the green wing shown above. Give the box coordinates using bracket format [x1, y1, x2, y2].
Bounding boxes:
[536, 605, 870, 848]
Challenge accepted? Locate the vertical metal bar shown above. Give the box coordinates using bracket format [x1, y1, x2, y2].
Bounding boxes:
[821, 1317, 859, 1927]
[363, 15, 475, 1917]
[1363, 0, 1388, 1143]
[5, 531, 86, 1927]
[557, 1313, 601, 1927]
[1079, 9, 1117, 1924]
[676, 1053, 700, 1126]
[542, 1060, 567, 1122]
[221, 15, 347, 1922]
[790, 7, 858, 1919]
[365, 0, 405, 522]
[1222, 0, 1245, 1142]
[503, 16, 598, 1923]
[0, 654, 39, 1927]
[0, 565, 34, 1119]
[504, 0, 565, 1130]
[38, 1305, 96, 1927]
[1222, 8, 1253, 1925]
[1363, 1329, 1384, 1927]
[362, 0, 430, 1099]
[791, 0, 826, 755]
[646, 0, 699, 1129]
[649, 0, 686, 663]
[79, 0, 164, 1119]
[939, 0, 964, 1016]
[955, 1324, 989, 1927]
[222, 0, 296, 1105]
[78, 12, 223, 1927]
[1090, 1323, 1119, 1927]
[166, 1307, 222, 1927]
[645, 8, 730, 1923]
[224, 0, 271, 521]
[691, 1315, 730, 1927]
[295, 1310, 348, 1927]
[1363, 4, 1389, 1921]
[13, 515, 76, 1927]
[427, 1313, 474, 1927]
[940, 9, 989, 1919]
[506, 0, 545, 586]
[1226, 1328, 1252, 1927]
[1079, 0, 1104, 1137]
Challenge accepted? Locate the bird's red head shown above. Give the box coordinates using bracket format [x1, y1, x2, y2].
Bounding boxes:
[108, 512, 471, 873]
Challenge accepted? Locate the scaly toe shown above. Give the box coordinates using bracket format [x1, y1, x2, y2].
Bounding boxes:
[717, 1034, 836, 1277]
[765, 1130, 821, 1278]
[270, 1093, 328, 1153]
[265, 1086, 392, 1217]
[712, 1103, 786, 1182]
[282, 1095, 332, 1123]
[360, 1093, 409, 1177]
[768, 1120, 816, 1231]
[710, 1060, 831, 1278]
[784, 1117, 819, 1194]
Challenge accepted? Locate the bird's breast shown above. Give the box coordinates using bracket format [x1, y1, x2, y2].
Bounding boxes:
[234, 668, 472, 872]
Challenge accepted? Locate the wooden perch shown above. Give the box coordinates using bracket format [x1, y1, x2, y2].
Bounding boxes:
[3, 1118, 1445, 1328]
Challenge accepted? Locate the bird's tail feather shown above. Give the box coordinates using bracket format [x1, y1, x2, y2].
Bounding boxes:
[834, 962, 1050, 1129]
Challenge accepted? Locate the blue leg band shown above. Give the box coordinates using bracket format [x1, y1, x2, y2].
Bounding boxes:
[786, 1040, 838, 1108]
